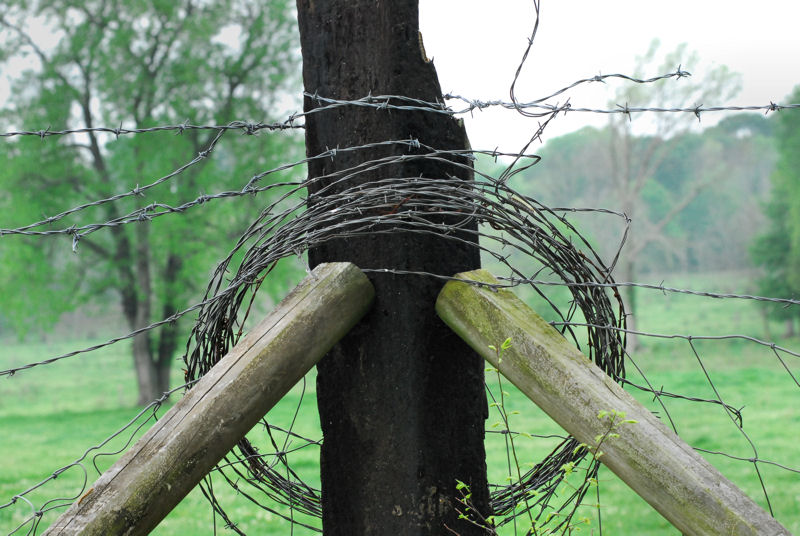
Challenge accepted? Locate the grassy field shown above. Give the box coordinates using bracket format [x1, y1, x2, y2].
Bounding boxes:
[1, 271, 799, 534]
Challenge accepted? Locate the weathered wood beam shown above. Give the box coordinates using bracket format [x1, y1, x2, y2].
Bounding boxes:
[435, 269, 790, 536]
[43, 262, 374, 536]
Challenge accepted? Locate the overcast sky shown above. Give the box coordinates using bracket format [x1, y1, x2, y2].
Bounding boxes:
[419, 0, 800, 151]
[2, 2, 798, 153]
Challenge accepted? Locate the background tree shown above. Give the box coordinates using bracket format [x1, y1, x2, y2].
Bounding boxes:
[513, 115, 775, 274]
[606, 40, 740, 341]
[751, 85, 800, 336]
[673, 113, 775, 272]
[0, 0, 301, 404]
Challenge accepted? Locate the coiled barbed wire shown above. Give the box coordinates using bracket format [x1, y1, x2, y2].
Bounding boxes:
[3, 0, 800, 526]
[179, 139, 626, 530]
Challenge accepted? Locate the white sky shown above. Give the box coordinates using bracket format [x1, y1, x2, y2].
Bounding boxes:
[2, 2, 799, 152]
[419, 0, 800, 151]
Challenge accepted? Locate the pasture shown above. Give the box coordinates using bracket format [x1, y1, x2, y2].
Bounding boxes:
[1, 271, 798, 534]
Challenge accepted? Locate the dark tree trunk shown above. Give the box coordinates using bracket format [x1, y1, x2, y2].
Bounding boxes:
[122, 278, 174, 405]
[621, 257, 639, 352]
[132, 332, 158, 405]
[124, 230, 176, 405]
[117, 246, 160, 406]
[784, 318, 796, 338]
[130, 328, 172, 405]
[297, 2, 489, 534]
[155, 255, 183, 396]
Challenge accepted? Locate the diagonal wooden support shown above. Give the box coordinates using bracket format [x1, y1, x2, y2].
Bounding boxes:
[43, 262, 374, 536]
[435, 269, 790, 536]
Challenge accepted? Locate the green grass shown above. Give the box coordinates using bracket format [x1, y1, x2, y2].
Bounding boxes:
[1, 271, 799, 534]
[0, 340, 322, 535]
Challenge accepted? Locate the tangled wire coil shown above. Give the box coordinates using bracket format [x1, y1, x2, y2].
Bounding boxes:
[182, 140, 627, 531]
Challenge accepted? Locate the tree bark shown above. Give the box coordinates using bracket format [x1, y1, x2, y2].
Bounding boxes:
[131, 333, 158, 405]
[121, 225, 176, 405]
[297, 1, 489, 534]
[120, 255, 169, 405]
[128, 254, 179, 404]
[621, 257, 639, 352]
[154, 254, 183, 395]
[784, 318, 795, 338]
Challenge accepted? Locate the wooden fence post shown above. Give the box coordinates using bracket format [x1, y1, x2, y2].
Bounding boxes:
[435, 269, 790, 536]
[43, 262, 374, 536]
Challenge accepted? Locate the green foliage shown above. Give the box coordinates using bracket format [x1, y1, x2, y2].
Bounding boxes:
[0, 0, 304, 387]
[0, 338, 322, 535]
[505, 41, 778, 285]
[3, 275, 800, 536]
[751, 85, 800, 320]
[507, 112, 776, 275]
[459, 339, 620, 535]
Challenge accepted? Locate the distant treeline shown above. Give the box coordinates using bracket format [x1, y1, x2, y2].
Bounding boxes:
[495, 112, 777, 275]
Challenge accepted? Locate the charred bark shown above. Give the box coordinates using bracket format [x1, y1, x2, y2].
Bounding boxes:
[297, 1, 489, 534]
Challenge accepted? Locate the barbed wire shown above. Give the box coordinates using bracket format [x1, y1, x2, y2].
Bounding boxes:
[2, 302, 202, 377]
[0, 118, 304, 140]
[445, 93, 800, 118]
[3, 91, 800, 145]
[0, 140, 534, 247]
[1, 382, 193, 535]
[497, 276, 800, 307]
[549, 321, 800, 361]
[3, 4, 800, 534]
[3, 134, 799, 534]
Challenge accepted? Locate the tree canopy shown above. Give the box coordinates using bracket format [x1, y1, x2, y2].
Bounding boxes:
[751, 85, 800, 326]
[0, 0, 302, 403]
[503, 112, 775, 276]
